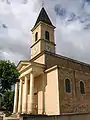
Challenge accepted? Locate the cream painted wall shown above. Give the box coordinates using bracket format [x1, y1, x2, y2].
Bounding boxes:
[34, 75, 43, 114]
[31, 24, 41, 59]
[34, 54, 45, 64]
[41, 23, 55, 43]
[31, 41, 41, 58]
[45, 68, 60, 115]
[38, 91, 43, 114]
[31, 22, 55, 59]
[40, 23, 55, 53]
[25, 75, 44, 114]
[32, 25, 41, 44]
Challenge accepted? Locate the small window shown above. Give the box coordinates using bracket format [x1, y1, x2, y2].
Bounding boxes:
[45, 31, 49, 40]
[65, 79, 71, 93]
[80, 81, 85, 94]
[35, 32, 38, 41]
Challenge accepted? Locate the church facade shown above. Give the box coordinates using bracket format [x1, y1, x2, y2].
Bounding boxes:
[13, 7, 90, 115]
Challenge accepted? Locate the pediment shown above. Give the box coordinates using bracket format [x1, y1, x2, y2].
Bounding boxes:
[17, 61, 30, 71]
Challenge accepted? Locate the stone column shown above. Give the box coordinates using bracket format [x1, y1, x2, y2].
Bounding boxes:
[23, 76, 28, 113]
[29, 72, 34, 113]
[18, 79, 23, 113]
[13, 81, 19, 113]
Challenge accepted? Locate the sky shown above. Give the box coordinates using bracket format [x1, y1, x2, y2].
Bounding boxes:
[0, 0, 90, 64]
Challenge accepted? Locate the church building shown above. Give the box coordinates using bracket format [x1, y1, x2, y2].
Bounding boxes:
[13, 7, 90, 115]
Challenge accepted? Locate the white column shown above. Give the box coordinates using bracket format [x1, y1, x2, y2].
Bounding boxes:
[13, 81, 19, 113]
[18, 79, 23, 113]
[23, 76, 28, 113]
[29, 72, 34, 113]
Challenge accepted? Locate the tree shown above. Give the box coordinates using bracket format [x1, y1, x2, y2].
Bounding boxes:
[0, 93, 2, 108]
[0, 60, 19, 93]
[1, 90, 14, 112]
[0, 60, 20, 112]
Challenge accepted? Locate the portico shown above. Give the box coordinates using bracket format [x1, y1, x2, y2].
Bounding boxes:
[13, 62, 45, 114]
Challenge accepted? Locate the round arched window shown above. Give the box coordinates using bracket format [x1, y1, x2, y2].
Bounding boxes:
[35, 32, 38, 41]
[80, 81, 85, 94]
[65, 79, 71, 93]
[45, 31, 49, 40]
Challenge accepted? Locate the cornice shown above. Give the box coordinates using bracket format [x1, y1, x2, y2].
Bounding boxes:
[31, 21, 55, 32]
[30, 39, 56, 48]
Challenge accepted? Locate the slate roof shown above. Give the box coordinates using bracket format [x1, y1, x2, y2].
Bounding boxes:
[34, 7, 54, 27]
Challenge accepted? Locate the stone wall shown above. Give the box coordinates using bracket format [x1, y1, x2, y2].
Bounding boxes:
[44, 52, 90, 114]
[58, 66, 90, 114]
[45, 52, 90, 73]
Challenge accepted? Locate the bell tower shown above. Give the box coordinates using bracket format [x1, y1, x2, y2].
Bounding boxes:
[31, 7, 56, 59]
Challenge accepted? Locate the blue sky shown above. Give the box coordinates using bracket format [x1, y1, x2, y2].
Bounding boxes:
[0, 0, 90, 64]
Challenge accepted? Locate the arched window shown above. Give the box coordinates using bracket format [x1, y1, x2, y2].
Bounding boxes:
[80, 81, 85, 94]
[65, 79, 71, 93]
[35, 32, 38, 41]
[45, 31, 49, 40]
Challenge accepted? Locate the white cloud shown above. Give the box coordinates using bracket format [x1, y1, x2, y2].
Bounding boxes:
[0, 0, 90, 65]
[0, 0, 35, 64]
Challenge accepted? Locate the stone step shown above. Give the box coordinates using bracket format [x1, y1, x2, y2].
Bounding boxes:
[3, 116, 19, 120]
[4, 118, 19, 120]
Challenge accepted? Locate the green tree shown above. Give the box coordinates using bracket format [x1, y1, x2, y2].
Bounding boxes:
[0, 60, 19, 93]
[0, 60, 20, 112]
[1, 90, 14, 112]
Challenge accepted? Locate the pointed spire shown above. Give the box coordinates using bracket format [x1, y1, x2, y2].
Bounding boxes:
[34, 7, 54, 28]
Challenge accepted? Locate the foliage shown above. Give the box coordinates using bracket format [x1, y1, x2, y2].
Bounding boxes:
[1, 90, 14, 112]
[0, 60, 20, 112]
[0, 60, 19, 93]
